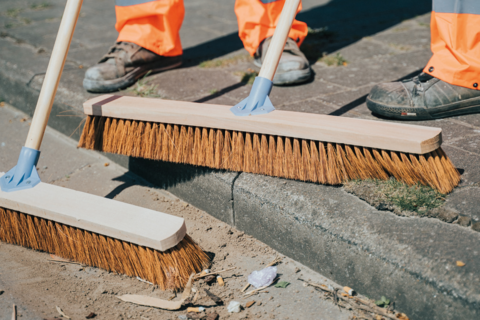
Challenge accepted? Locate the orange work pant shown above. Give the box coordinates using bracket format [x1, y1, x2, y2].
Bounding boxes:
[424, 0, 480, 90]
[115, 0, 308, 57]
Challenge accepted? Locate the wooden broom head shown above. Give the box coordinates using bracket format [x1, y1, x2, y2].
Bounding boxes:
[0, 207, 210, 290]
[79, 116, 460, 194]
[0, 173, 210, 290]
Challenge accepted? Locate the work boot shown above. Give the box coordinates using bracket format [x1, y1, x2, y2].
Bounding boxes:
[254, 37, 311, 85]
[83, 42, 182, 93]
[366, 73, 480, 120]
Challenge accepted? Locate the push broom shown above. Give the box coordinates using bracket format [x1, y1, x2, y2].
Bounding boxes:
[78, 0, 460, 194]
[0, 0, 209, 290]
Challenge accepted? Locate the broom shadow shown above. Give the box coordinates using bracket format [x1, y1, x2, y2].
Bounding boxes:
[105, 162, 226, 199]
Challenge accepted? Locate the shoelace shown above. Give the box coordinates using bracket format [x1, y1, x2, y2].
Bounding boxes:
[99, 42, 140, 63]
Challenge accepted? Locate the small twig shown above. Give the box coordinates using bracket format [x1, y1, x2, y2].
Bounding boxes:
[56, 306, 71, 319]
[244, 285, 269, 297]
[244, 277, 279, 298]
[241, 283, 250, 292]
[12, 304, 16, 320]
[194, 267, 236, 280]
[266, 256, 283, 267]
[299, 279, 398, 320]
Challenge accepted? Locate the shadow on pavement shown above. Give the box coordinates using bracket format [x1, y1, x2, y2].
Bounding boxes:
[183, 0, 431, 63]
[329, 68, 424, 116]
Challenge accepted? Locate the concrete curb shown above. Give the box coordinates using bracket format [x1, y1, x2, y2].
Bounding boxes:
[1, 35, 479, 320]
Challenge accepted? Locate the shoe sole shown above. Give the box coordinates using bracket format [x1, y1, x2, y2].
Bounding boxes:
[83, 60, 182, 93]
[253, 59, 311, 85]
[366, 96, 480, 120]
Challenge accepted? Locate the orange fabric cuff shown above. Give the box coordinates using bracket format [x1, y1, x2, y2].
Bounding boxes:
[424, 11, 480, 90]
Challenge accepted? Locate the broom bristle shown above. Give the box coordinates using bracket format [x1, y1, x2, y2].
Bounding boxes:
[0, 207, 210, 290]
[79, 116, 461, 194]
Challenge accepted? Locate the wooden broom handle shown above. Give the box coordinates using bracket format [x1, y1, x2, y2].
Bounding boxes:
[258, 0, 302, 81]
[25, 0, 83, 150]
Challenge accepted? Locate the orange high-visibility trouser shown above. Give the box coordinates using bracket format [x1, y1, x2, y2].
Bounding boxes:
[115, 0, 308, 57]
[424, 0, 480, 90]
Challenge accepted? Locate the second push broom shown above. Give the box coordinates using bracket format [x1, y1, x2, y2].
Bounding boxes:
[78, 0, 460, 194]
[0, 0, 209, 290]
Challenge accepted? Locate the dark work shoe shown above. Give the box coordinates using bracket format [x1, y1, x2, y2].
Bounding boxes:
[254, 37, 311, 85]
[366, 73, 480, 120]
[83, 42, 182, 93]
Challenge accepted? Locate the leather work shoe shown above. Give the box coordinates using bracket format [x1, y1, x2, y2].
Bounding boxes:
[254, 37, 311, 85]
[366, 73, 480, 120]
[83, 42, 182, 93]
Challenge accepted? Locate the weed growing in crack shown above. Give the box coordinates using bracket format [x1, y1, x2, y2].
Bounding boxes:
[5, 8, 23, 18]
[31, 2, 52, 10]
[126, 71, 162, 98]
[344, 179, 445, 215]
[234, 68, 258, 85]
[319, 52, 348, 66]
[199, 54, 251, 68]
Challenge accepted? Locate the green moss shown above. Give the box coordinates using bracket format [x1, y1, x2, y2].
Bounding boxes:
[345, 179, 445, 215]
[31, 2, 52, 10]
[199, 54, 251, 68]
[126, 72, 161, 98]
[234, 69, 258, 85]
[6, 8, 22, 18]
[319, 52, 348, 67]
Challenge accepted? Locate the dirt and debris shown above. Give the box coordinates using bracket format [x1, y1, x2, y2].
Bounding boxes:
[299, 279, 408, 320]
[204, 289, 223, 305]
[0, 185, 407, 320]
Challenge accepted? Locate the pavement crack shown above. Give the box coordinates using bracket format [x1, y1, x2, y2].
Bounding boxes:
[231, 172, 241, 226]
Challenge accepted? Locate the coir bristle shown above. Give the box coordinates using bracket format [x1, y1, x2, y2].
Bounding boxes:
[79, 116, 461, 194]
[0, 207, 210, 290]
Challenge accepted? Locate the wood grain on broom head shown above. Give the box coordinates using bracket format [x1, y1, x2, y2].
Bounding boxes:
[0, 207, 210, 290]
[79, 116, 461, 194]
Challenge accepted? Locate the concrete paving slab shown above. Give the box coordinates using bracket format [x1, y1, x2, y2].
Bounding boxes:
[442, 145, 480, 187]
[446, 187, 480, 222]
[317, 85, 374, 118]
[373, 27, 431, 51]
[446, 134, 480, 155]
[147, 67, 241, 101]
[453, 113, 480, 128]
[334, 38, 397, 63]
[316, 51, 428, 88]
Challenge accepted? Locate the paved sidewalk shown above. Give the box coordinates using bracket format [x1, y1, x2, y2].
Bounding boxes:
[1, 1, 480, 319]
